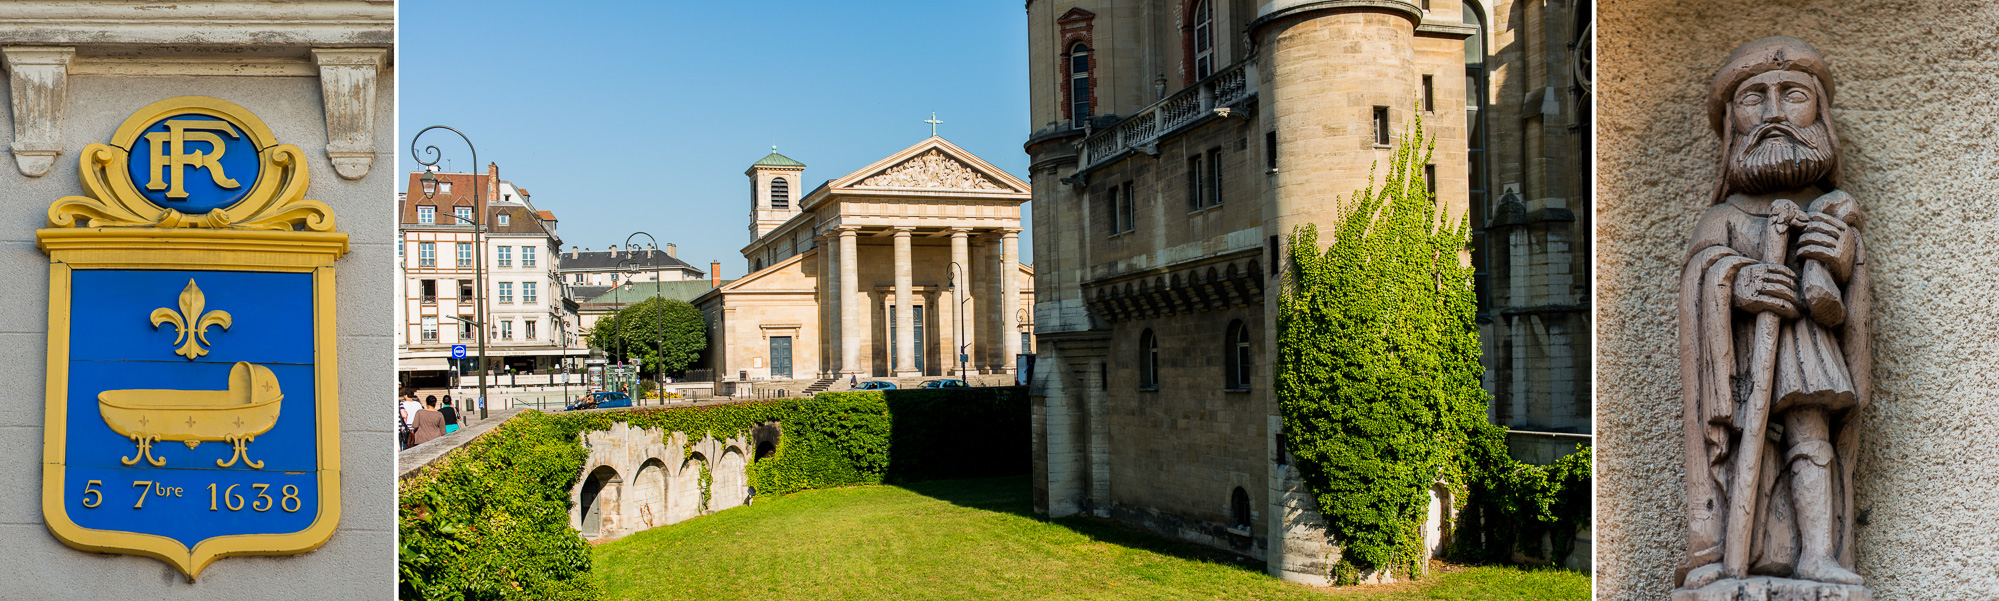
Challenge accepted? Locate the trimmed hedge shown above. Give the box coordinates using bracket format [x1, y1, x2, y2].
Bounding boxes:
[883, 387, 1031, 482]
[398, 389, 1030, 600]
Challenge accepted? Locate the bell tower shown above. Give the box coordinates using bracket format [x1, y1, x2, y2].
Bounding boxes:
[746, 146, 805, 240]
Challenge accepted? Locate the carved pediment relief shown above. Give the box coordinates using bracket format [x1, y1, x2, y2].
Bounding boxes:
[857, 149, 1005, 191]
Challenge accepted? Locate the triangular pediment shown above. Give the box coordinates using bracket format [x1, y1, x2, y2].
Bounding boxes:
[1058, 8, 1096, 24]
[830, 137, 1030, 195]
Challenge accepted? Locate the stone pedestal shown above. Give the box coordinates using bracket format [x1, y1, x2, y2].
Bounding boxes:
[1673, 577, 1869, 601]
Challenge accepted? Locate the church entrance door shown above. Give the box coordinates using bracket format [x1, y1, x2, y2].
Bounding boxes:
[770, 336, 792, 379]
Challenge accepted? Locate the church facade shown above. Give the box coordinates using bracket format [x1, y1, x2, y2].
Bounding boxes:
[694, 138, 1035, 382]
[1023, 0, 1591, 582]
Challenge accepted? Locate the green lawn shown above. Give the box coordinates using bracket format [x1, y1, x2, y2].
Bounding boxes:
[592, 476, 1589, 600]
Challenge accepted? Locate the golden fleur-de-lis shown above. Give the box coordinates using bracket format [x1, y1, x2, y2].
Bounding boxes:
[150, 279, 232, 360]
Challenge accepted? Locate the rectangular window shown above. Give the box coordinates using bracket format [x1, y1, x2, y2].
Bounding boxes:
[397, 237, 404, 257]
[1423, 75, 1435, 111]
[525, 320, 537, 341]
[1105, 188, 1118, 236]
[498, 282, 513, 304]
[1208, 147, 1224, 206]
[1265, 132, 1278, 171]
[1268, 235, 1279, 277]
[453, 206, 473, 225]
[500, 320, 513, 340]
[523, 246, 537, 267]
[458, 279, 473, 301]
[421, 316, 437, 341]
[1374, 106, 1391, 145]
[497, 246, 512, 267]
[417, 206, 435, 224]
[439, 181, 452, 194]
[1187, 155, 1204, 211]
[420, 279, 436, 303]
[1425, 164, 1438, 199]
[574, 273, 585, 284]
[523, 282, 537, 304]
[459, 316, 476, 339]
[1120, 181, 1135, 233]
[419, 242, 435, 266]
[456, 243, 472, 267]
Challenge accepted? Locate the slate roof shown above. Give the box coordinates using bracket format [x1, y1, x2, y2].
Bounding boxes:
[558, 249, 698, 273]
[580, 281, 733, 306]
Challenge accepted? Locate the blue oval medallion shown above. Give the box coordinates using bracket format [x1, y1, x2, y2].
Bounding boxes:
[126, 114, 260, 213]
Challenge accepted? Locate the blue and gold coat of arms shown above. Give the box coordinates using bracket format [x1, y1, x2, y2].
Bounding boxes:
[37, 97, 344, 580]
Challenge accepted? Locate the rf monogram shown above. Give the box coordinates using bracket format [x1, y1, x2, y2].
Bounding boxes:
[144, 119, 244, 199]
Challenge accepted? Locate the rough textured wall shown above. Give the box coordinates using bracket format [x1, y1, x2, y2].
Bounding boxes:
[1596, 1, 1999, 599]
[0, 71, 395, 596]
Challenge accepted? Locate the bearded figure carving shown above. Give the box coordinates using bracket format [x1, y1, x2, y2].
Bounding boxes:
[1676, 37, 1871, 599]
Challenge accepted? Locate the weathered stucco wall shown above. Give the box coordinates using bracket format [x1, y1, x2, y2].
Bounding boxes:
[1597, 2, 1999, 599]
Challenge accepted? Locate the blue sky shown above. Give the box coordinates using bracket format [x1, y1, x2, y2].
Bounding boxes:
[398, 0, 1033, 277]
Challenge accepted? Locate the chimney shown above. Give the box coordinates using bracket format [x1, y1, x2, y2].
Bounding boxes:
[646, 243, 655, 258]
[611, 244, 620, 258]
[569, 245, 579, 259]
[710, 261, 721, 288]
[485, 163, 498, 210]
[665, 243, 677, 258]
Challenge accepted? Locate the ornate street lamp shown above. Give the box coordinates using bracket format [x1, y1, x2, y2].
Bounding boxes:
[948, 261, 970, 379]
[412, 125, 488, 419]
[625, 232, 665, 402]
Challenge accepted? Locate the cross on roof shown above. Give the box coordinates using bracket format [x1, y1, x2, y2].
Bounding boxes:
[925, 112, 943, 137]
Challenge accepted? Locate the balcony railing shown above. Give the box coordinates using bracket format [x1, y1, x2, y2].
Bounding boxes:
[1079, 58, 1256, 172]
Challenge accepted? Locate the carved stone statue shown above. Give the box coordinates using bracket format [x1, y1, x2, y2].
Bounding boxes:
[1676, 37, 1871, 600]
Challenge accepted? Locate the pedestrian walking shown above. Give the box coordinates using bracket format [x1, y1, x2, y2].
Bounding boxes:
[396, 395, 412, 451]
[410, 395, 447, 446]
[438, 394, 459, 434]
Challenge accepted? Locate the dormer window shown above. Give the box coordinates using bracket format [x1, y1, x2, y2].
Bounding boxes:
[1193, 1, 1214, 79]
[417, 205, 435, 224]
[498, 213, 510, 226]
[1069, 44, 1092, 121]
[771, 177, 790, 210]
[438, 181, 452, 194]
[453, 206, 473, 225]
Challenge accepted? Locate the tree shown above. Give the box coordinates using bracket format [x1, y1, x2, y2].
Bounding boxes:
[586, 297, 707, 378]
[1274, 112, 1488, 581]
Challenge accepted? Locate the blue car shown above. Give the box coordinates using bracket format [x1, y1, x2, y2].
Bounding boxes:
[921, 379, 968, 389]
[855, 381, 897, 390]
[567, 391, 633, 411]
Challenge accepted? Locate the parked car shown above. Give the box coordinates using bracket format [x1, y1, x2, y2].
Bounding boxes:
[855, 381, 898, 390]
[566, 391, 632, 411]
[921, 379, 969, 389]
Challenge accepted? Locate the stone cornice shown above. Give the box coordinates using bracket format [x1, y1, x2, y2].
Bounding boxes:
[0, 1, 394, 48]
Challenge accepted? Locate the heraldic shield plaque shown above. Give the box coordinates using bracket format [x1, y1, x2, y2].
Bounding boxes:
[35, 96, 345, 581]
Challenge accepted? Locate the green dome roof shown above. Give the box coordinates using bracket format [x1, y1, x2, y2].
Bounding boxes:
[752, 145, 805, 168]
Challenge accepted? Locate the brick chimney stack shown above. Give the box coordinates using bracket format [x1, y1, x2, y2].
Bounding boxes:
[485, 162, 498, 210]
[710, 261, 721, 288]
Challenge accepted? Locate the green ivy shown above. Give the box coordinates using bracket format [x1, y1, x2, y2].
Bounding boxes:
[1274, 111, 1489, 582]
[1450, 430, 1592, 566]
[398, 389, 1030, 599]
[698, 462, 713, 513]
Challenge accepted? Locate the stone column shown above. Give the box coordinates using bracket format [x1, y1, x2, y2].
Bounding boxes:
[819, 233, 835, 378]
[985, 233, 1004, 373]
[891, 227, 917, 376]
[838, 227, 861, 377]
[949, 228, 973, 378]
[1000, 227, 1022, 373]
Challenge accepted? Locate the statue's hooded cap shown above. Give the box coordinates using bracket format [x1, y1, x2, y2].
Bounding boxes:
[1706, 36, 1840, 203]
[1707, 36, 1835, 135]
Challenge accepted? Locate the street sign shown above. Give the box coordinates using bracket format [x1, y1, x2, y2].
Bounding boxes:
[450, 345, 466, 359]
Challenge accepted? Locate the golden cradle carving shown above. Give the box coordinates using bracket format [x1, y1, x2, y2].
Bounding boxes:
[98, 361, 281, 469]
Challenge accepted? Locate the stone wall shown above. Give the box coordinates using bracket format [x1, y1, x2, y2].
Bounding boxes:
[1596, 1, 1999, 599]
[569, 422, 754, 541]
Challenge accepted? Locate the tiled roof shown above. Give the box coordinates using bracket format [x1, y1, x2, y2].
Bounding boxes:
[537, 210, 557, 221]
